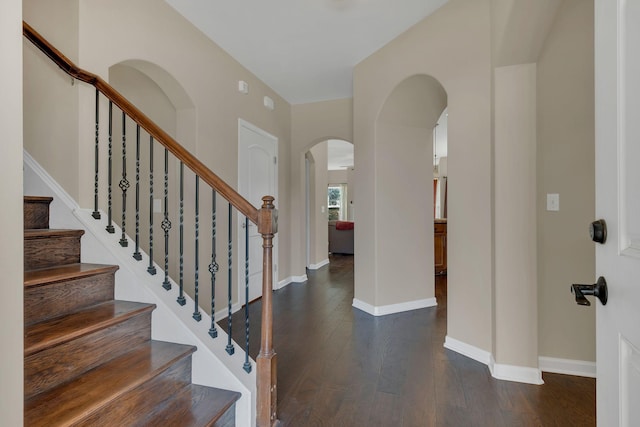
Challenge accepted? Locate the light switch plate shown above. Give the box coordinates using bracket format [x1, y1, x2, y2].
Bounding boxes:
[547, 193, 559, 211]
[238, 80, 249, 94]
[153, 198, 162, 213]
[264, 96, 275, 110]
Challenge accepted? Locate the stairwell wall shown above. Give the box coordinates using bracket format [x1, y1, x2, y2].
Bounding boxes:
[23, 0, 80, 201]
[23, 0, 294, 285]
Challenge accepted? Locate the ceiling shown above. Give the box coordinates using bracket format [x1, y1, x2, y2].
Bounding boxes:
[165, 0, 449, 104]
[327, 139, 354, 170]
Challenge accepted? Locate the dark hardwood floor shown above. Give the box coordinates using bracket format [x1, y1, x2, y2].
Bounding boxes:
[224, 254, 596, 426]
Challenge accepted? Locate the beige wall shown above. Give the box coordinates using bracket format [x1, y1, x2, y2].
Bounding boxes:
[1, 0, 24, 423]
[23, 0, 80, 201]
[537, 0, 595, 361]
[328, 169, 348, 185]
[494, 63, 538, 367]
[290, 99, 353, 276]
[309, 142, 329, 265]
[492, 0, 562, 66]
[354, 0, 494, 349]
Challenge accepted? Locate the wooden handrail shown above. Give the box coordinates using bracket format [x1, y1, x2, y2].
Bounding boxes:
[22, 21, 259, 225]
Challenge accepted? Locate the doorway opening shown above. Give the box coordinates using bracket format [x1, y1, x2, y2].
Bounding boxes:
[433, 108, 448, 278]
[368, 73, 447, 314]
[304, 139, 354, 270]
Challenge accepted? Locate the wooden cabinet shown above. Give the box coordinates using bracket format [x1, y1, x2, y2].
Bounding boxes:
[434, 219, 447, 275]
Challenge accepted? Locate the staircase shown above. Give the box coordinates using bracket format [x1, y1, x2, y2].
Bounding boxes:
[23, 195, 241, 426]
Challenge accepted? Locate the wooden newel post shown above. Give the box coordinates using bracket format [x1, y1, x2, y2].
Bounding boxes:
[257, 196, 279, 427]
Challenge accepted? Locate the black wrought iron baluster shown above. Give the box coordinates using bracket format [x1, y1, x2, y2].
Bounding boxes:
[119, 112, 129, 247]
[92, 88, 100, 220]
[193, 176, 202, 321]
[209, 189, 218, 338]
[162, 148, 171, 290]
[243, 216, 251, 373]
[177, 162, 186, 306]
[147, 136, 157, 275]
[106, 101, 115, 234]
[226, 203, 234, 355]
[133, 125, 142, 260]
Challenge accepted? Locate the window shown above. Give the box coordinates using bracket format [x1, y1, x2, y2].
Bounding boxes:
[328, 185, 347, 221]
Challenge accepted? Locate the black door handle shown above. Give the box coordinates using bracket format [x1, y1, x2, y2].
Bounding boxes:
[571, 276, 608, 306]
[589, 219, 607, 244]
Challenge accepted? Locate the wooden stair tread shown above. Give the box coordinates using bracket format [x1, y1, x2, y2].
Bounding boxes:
[24, 196, 54, 203]
[25, 300, 155, 356]
[25, 341, 197, 427]
[24, 263, 119, 287]
[135, 384, 241, 427]
[24, 228, 85, 239]
[23, 195, 240, 426]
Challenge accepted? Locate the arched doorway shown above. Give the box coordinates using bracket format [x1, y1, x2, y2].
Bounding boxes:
[354, 74, 446, 315]
[107, 60, 200, 300]
[304, 139, 354, 270]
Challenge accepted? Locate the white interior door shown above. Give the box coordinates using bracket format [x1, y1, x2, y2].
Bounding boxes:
[238, 119, 278, 303]
[595, 1, 640, 425]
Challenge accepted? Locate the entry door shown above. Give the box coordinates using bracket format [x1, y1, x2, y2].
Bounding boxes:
[595, 2, 640, 425]
[238, 119, 278, 303]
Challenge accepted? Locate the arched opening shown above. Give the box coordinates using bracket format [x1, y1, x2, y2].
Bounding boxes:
[433, 108, 448, 282]
[109, 59, 196, 151]
[107, 60, 201, 300]
[362, 74, 446, 312]
[303, 139, 354, 271]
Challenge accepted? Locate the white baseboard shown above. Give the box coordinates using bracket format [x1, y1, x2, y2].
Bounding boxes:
[276, 275, 308, 289]
[444, 336, 544, 385]
[212, 303, 243, 323]
[352, 297, 437, 317]
[308, 259, 329, 270]
[492, 362, 544, 385]
[539, 356, 596, 378]
[444, 335, 493, 366]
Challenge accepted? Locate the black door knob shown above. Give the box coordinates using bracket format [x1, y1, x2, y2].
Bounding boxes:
[589, 219, 607, 244]
[571, 276, 608, 306]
